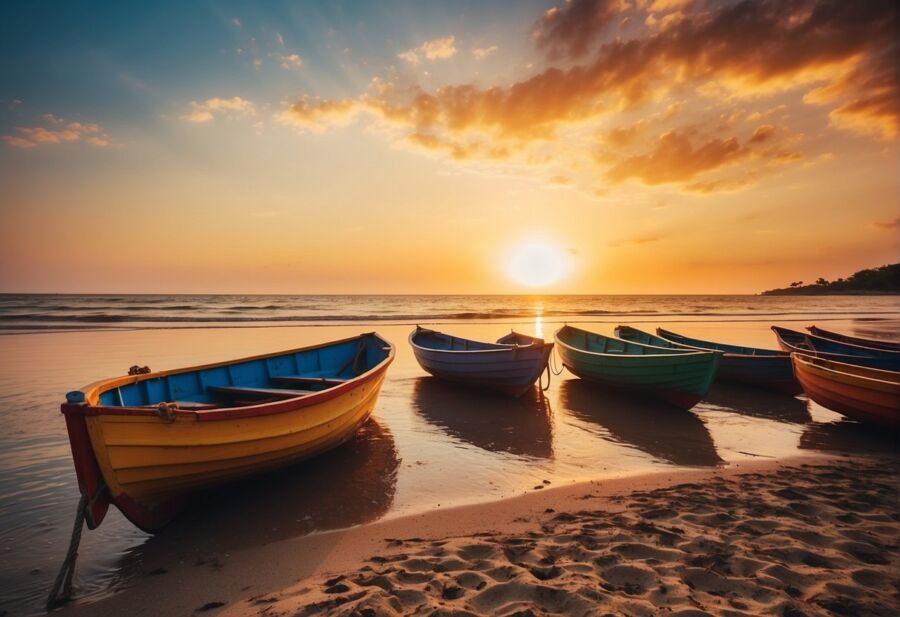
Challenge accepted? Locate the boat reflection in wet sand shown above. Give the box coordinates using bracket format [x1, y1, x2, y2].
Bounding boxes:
[702, 382, 812, 425]
[559, 379, 722, 467]
[411, 377, 553, 459]
[800, 420, 899, 456]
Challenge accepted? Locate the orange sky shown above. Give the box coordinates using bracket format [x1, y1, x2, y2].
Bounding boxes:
[0, 0, 897, 294]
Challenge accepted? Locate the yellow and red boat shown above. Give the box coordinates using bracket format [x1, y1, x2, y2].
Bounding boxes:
[61, 332, 394, 532]
[791, 353, 899, 429]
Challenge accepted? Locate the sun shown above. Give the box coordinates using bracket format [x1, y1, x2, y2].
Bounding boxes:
[506, 242, 569, 288]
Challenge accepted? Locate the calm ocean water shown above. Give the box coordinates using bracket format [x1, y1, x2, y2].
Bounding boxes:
[0, 294, 898, 616]
[2, 293, 900, 328]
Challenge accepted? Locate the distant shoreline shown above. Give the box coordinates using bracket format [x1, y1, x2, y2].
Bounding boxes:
[761, 290, 900, 296]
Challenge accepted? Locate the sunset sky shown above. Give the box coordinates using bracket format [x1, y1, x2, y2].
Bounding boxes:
[1, 0, 897, 294]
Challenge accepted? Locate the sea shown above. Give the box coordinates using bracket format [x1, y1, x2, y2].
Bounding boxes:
[0, 294, 898, 616]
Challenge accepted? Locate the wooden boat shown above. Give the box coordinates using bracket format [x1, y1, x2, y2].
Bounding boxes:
[772, 326, 900, 371]
[409, 327, 553, 397]
[554, 325, 719, 409]
[791, 353, 900, 429]
[615, 326, 800, 394]
[807, 326, 900, 352]
[61, 333, 394, 532]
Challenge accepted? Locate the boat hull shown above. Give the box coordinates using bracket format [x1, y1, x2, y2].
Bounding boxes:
[411, 344, 552, 397]
[409, 328, 553, 397]
[792, 354, 900, 429]
[714, 355, 801, 394]
[616, 325, 800, 394]
[555, 328, 719, 410]
[61, 334, 394, 532]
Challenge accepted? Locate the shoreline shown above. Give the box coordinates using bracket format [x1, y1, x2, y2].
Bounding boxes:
[57, 453, 899, 617]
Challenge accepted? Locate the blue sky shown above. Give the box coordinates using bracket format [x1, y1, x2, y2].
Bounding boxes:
[1, 1, 897, 293]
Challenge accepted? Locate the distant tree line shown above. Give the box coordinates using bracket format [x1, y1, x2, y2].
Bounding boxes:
[762, 263, 899, 295]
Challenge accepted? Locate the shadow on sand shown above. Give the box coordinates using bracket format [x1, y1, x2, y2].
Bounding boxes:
[116, 418, 400, 564]
[701, 382, 812, 425]
[559, 379, 722, 467]
[411, 376, 554, 459]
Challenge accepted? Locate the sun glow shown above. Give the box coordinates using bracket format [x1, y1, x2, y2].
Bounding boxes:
[506, 242, 569, 288]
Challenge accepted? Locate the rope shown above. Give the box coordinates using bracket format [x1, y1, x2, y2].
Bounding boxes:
[46, 492, 87, 610]
[549, 346, 564, 376]
[540, 363, 552, 392]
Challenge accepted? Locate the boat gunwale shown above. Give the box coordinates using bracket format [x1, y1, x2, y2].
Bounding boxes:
[806, 326, 900, 353]
[409, 326, 553, 355]
[63, 332, 395, 421]
[554, 325, 716, 360]
[654, 326, 787, 359]
[773, 325, 898, 357]
[792, 352, 900, 389]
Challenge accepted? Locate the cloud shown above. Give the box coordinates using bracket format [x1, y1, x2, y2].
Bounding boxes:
[873, 217, 899, 231]
[3, 115, 111, 148]
[183, 96, 255, 123]
[472, 46, 498, 61]
[533, 0, 625, 61]
[398, 36, 457, 65]
[282, 0, 896, 192]
[278, 53, 303, 70]
[231, 17, 241, 28]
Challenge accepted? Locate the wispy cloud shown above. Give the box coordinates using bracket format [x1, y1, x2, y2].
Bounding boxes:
[472, 45, 498, 61]
[183, 96, 255, 123]
[3, 113, 111, 148]
[398, 35, 457, 65]
[873, 217, 899, 230]
[277, 53, 303, 70]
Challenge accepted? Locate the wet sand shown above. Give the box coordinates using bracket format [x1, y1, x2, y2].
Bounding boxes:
[2, 317, 899, 615]
[55, 456, 899, 617]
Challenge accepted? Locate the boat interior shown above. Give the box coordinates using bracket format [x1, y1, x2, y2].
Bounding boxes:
[93, 334, 391, 410]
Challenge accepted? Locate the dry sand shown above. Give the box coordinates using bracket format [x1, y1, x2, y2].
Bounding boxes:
[59, 455, 899, 617]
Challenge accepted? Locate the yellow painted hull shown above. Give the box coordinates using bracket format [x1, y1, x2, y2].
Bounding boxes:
[61, 332, 395, 532]
[87, 371, 387, 504]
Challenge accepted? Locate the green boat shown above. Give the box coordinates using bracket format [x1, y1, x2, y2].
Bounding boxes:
[554, 325, 720, 409]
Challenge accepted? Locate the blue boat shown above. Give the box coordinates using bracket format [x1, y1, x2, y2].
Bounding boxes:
[772, 326, 900, 371]
[409, 327, 553, 397]
[615, 326, 800, 395]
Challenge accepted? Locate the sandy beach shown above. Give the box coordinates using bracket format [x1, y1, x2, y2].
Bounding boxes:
[51, 454, 898, 617]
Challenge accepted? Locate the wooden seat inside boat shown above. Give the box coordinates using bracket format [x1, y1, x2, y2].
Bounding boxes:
[207, 385, 315, 399]
[270, 375, 349, 387]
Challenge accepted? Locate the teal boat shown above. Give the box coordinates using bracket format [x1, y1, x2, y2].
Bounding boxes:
[614, 325, 800, 394]
[554, 325, 719, 409]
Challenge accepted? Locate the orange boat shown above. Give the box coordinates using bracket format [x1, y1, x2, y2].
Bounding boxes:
[791, 353, 900, 429]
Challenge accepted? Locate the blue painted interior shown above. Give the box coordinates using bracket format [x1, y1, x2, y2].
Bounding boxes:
[97, 334, 389, 407]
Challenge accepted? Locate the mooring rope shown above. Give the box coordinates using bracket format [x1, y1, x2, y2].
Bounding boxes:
[46, 492, 87, 611]
[549, 345, 564, 376]
[540, 363, 551, 391]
